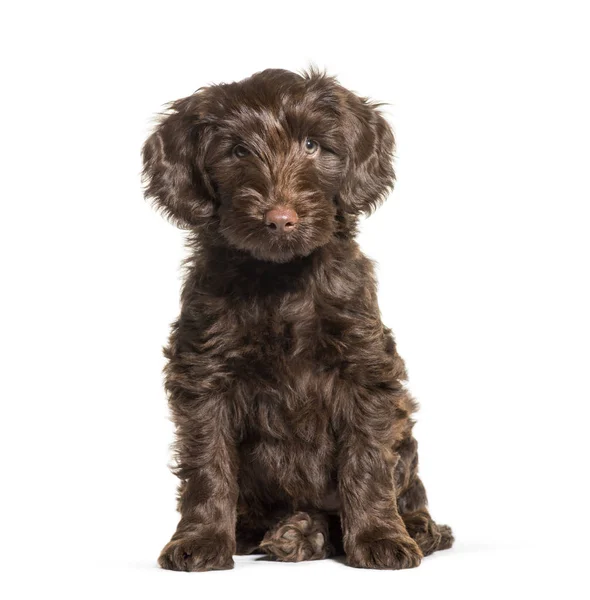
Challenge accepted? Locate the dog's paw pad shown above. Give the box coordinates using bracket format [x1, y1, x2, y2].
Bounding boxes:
[309, 531, 325, 553]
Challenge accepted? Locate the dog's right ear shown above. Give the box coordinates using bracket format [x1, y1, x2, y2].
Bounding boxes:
[142, 93, 216, 227]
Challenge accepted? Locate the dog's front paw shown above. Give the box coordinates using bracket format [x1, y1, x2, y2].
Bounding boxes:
[158, 533, 234, 572]
[346, 532, 423, 570]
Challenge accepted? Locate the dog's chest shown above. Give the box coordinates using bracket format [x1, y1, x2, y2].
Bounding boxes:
[227, 285, 352, 369]
[225, 297, 340, 505]
[227, 293, 336, 431]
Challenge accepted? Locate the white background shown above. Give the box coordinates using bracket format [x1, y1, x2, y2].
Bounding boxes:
[2, 1, 589, 598]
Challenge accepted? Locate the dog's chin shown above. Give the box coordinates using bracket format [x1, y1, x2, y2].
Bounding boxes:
[227, 236, 326, 264]
[248, 247, 307, 264]
[244, 242, 318, 264]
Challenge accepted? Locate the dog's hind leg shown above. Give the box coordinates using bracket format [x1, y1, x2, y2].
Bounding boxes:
[259, 511, 334, 562]
[397, 476, 454, 557]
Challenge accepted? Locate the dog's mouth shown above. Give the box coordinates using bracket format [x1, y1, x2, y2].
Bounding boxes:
[218, 215, 326, 263]
[258, 230, 307, 263]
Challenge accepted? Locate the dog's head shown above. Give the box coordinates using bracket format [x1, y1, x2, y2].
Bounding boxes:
[142, 69, 394, 263]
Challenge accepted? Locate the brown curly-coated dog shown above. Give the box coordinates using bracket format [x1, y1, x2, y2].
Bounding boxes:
[142, 68, 453, 571]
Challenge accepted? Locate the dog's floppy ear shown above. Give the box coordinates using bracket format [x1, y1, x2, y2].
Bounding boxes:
[142, 92, 216, 227]
[335, 86, 396, 215]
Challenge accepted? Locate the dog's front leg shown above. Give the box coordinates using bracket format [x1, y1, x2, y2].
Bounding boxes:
[337, 402, 423, 570]
[158, 387, 238, 572]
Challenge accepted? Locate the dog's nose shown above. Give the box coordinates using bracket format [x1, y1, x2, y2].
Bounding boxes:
[264, 206, 299, 232]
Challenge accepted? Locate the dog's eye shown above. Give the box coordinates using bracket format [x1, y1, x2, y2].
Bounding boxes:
[304, 138, 320, 155]
[233, 144, 250, 158]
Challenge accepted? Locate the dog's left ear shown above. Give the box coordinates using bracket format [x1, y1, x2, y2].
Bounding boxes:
[335, 86, 396, 215]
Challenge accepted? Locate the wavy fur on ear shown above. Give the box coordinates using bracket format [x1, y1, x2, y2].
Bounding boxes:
[303, 69, 396, 215]
[338, 95, 395, 215]
[142, 93, 216, 228]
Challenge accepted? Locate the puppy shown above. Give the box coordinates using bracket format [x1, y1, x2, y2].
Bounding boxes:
[142, 68, 453, 571]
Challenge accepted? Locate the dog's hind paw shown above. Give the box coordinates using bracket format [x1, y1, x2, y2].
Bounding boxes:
[260, 512, 330, 562]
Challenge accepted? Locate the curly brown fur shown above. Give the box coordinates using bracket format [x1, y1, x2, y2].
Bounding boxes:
[142, 68, 453, 571]
[259, 512, 333, 562]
